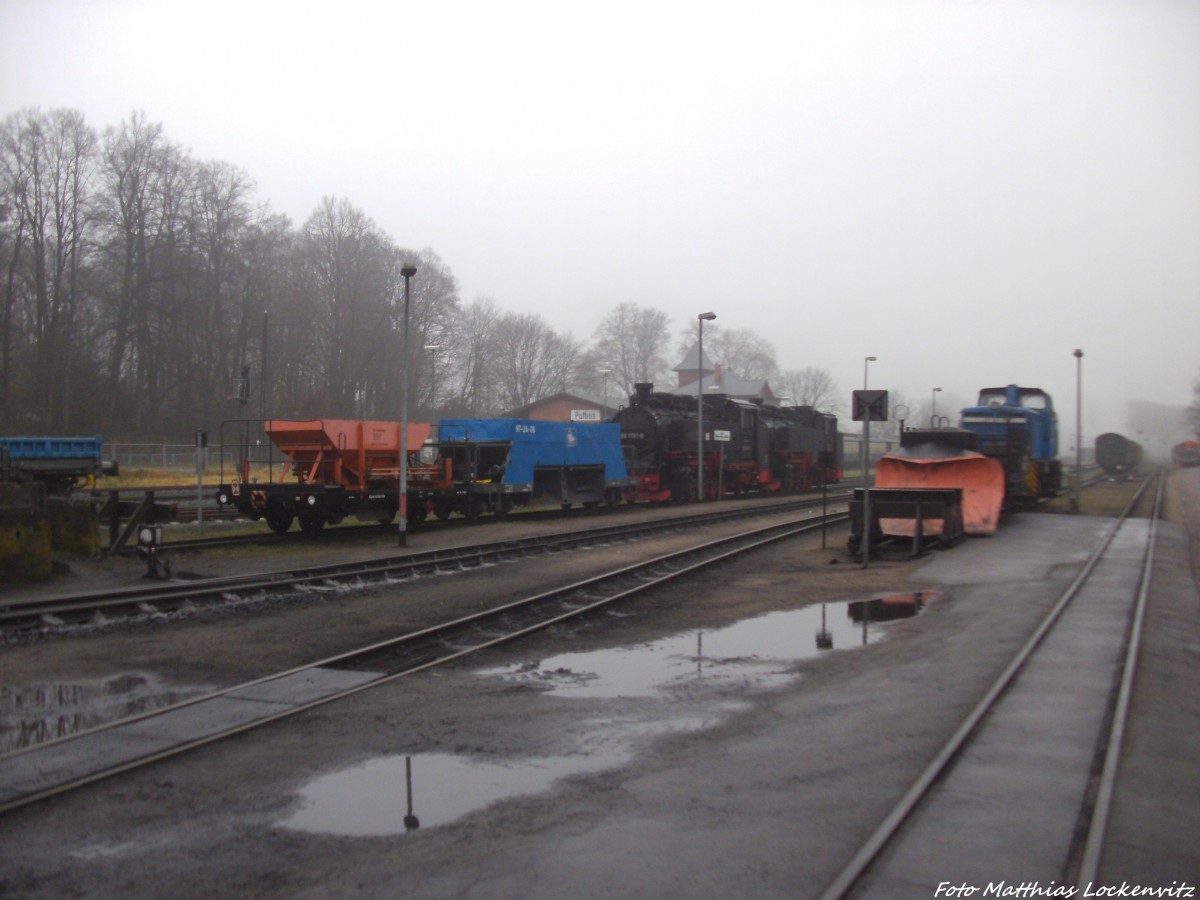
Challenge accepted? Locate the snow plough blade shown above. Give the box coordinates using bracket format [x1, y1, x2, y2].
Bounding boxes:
[874, 449, 1005, 536]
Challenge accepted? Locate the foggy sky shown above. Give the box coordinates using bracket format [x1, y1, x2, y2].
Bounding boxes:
[2, 0, 1197, 448]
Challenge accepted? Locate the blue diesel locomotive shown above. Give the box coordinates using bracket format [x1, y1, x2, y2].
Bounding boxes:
[958, 385, 1061, 503]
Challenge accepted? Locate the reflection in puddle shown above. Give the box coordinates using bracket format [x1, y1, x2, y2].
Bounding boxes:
[486, 591, 937, 700]
[0, 673, 210, 753]
[281, 592, 935, 837]
[282, 712, 724, 837]
[283, 751, 625, 836]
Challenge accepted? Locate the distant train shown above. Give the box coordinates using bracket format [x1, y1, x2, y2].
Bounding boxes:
[1094, 432, 1143, 475]
[215, 389, 843, 532]
[1172, 440, 1200, 468]
[0, 436, 118, 495]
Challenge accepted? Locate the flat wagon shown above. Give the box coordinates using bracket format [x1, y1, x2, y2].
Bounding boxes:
[0, 436, 118, 494]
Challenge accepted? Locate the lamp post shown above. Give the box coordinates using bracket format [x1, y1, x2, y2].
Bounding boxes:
[600, 368, 610, 421]
[861, 356, 876, 568]
[1074, 348, 1083, 513]
[398, 263, 417, 545]
[697, 312, 717, 501]
[931, 387, 942, 426]
[861, 356, 876, 484]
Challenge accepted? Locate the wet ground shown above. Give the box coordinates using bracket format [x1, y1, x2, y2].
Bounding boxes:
[1, 473, 1198, 897]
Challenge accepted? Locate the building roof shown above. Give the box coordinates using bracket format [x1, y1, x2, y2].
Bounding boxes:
[501, 392, 616, 420]
[673, 343, 715, 374]
[670, 343, 776, 403]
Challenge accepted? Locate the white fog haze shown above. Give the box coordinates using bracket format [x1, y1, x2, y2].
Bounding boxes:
[3, 0, 1197, 448]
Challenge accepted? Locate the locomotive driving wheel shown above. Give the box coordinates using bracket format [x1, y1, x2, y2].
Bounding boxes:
[670, 468, 696, 503]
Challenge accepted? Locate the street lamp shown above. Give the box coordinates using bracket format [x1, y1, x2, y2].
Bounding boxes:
[861, 356, 876, 569]
[697, 312, 717, 501]
[398, 263, 417, 545]
[1074, 348, 1083, 513]
[861, 356, 876, 483]
[931, 387, 942, 426]
[600, 368, 610, 420]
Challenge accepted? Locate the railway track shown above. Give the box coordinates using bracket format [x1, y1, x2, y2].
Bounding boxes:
[104, 487, 853, 553]
[3, 494, 847, 634]
[0, 507, 847, 816]
[819, 469, 1164, 897]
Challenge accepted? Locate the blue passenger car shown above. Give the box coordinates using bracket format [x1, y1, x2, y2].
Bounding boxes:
[958, 385, 1061, 502]
[429, 419, 633, 518]
[0, 436, 118, 494]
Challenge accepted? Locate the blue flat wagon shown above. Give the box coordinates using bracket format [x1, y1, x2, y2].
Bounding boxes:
[0, 436, 118, 494]
[427, 419, 633, 518]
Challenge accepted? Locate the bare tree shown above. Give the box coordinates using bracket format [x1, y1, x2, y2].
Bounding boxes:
[449, 296, 502, 416]
[777, 367, 839, 412]
[491, 312, 581, 411]
[589, 302, 671, 399]
[0, 108, 99, 431]
[392, 247, 461, 419]
[95, 111, 189, 431]
[296, 196, 397, 414]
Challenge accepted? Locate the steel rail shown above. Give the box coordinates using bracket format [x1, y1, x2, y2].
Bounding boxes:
[4, 494, 845, 632]
[129, 489, 853, 552]
[1075, 470, 1164, 882]
[817, 470, 1160, 900]
[0, 511, 847, 816]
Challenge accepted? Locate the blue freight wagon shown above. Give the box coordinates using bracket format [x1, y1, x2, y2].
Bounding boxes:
[0, 436, 119, 494]
[427, 419, 633, 519]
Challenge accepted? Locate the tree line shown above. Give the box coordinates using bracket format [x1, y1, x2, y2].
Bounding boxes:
[1, 108, 839, 441]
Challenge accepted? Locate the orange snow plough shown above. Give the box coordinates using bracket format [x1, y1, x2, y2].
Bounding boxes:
[873, 447, 1005, 536]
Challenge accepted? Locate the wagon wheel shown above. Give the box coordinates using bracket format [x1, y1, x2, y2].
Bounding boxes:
[433, 497, 455, 521]
[495, 496, 513, 520]
[266, 512, 293, 534]
[297, 514, 324, 534]
[465, 496, 485, 520]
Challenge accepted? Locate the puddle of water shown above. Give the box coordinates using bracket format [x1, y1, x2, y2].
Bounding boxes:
[279, 591, 936, 838]
[483, 591, 937, 699]
[0, 673, 211, 753]
[282, 750, 627, 836]
[281, 712, 729, 837]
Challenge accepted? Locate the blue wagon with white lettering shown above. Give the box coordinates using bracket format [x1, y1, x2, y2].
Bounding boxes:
[424, 418, 633, 519]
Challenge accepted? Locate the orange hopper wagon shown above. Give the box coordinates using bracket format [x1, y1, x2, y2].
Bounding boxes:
[215, 419, 433, 533]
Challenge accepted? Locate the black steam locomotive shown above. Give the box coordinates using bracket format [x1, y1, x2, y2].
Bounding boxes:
[613, 383, 841, 503]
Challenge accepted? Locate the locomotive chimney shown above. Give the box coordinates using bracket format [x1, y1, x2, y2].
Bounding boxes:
[634, 383, 653, 405]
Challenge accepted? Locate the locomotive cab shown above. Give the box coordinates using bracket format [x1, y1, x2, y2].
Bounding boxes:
[959, 385, 1061, 502]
